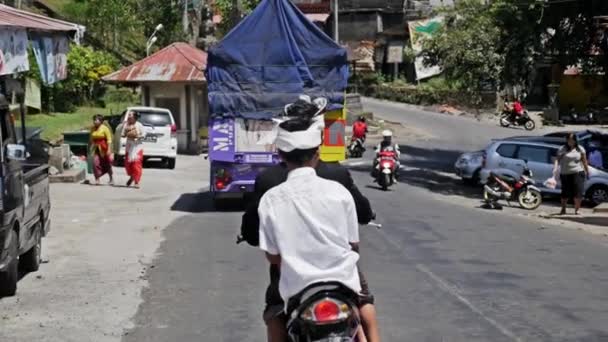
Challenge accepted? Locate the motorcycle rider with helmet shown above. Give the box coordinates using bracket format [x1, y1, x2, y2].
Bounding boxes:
[372, 130, 401, 180]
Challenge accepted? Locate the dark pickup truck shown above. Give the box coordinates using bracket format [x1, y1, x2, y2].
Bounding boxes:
[0, 95, 51, 296]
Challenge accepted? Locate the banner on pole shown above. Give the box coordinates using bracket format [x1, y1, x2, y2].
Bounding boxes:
[408, 17, 443, 80]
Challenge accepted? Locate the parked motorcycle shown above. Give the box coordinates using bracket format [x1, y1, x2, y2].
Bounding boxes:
[348, 137, 365, 158]
[374, 150, 397, 191]
[500, 110, 536, 131]
[483, 160, 542, 210]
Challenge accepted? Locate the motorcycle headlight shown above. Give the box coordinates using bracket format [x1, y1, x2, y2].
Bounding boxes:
[382, 162, 391, 168]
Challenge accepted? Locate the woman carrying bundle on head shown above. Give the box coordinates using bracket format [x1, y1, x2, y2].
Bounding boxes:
[122, 111, 145, 188]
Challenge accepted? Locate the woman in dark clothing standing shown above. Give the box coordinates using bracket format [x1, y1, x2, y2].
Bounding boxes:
[553, 133, 590, 215]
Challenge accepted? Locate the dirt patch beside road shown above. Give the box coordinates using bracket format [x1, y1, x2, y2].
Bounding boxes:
[0, 156, 208, 342]
[364, 120, 435, 147]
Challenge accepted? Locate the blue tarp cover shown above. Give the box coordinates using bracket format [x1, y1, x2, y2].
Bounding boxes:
[207, 0, 348, 120]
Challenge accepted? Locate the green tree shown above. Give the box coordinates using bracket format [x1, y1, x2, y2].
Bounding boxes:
[214, 0, 262, 37]
[421, 0, 607, 104]
[421, 0, 504, 106]
[137, 0, 185, 49]
[27, 45, 119, 112]
[64, 0, 139, 51]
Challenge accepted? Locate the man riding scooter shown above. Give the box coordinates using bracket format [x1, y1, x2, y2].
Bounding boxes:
[372, 130, 401, 181]
[241, 97, 380, 342]
[352, 116, 368, 143]
[348, 116, 368, 158]
[504, 96, 524, 123]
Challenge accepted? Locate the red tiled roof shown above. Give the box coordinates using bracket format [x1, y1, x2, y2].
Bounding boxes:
[103, 42, 207, 83]
[0, 4, 83, 32]
[297, 3, 330, 14]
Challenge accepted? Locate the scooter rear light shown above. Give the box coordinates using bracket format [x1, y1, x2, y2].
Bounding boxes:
[302, 298, 350, 324]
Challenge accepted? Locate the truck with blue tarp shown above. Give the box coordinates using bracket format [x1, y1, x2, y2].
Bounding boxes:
[206, 0, 349, 205]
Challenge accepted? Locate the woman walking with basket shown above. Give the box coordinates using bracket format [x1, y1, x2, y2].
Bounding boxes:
[122, 111, 145, 188]
[553, 133, 590, 215]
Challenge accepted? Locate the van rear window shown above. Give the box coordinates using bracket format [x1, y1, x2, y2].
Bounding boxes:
[137, 111, 172, 127]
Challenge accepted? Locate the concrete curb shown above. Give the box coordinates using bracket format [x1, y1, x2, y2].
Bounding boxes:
[594, 203, 608, 214]
[49, 168, 86, 183]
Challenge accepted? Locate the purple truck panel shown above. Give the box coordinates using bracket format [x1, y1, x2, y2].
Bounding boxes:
[209, 116, 279, 193]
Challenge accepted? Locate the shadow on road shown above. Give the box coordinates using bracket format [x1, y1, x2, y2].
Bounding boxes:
[171, 191, 245, 213]
[349, 144, 572, 211]
[349, 144, 483, 200]
[549, 216, 608, 227]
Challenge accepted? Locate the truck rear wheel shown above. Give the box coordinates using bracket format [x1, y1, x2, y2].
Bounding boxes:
[0, 231, 19, 297]
[20, 222, 42, 273]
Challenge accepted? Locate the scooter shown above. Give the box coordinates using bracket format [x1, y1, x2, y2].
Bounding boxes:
[235, 221, 382, 341]
[499, 110, 536, 131]
[284, 219, 381, 342]
[483, 160, 542, 210]
[374, 150, 397, 191]
[348, 137, 365, 158]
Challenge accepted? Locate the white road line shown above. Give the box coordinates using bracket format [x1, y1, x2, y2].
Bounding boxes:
[415, 264, 524, 342]
[377, 229, 523, 342]
[340, 160, 368, 167]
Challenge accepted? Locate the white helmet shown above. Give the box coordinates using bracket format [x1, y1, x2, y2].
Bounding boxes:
[382, 130, 393, 137]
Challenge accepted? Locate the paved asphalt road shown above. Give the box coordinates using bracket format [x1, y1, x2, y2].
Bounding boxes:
[123, 99, 608, 342]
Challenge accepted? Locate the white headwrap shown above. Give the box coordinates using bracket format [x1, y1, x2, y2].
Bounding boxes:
[258, 95, 328, 152]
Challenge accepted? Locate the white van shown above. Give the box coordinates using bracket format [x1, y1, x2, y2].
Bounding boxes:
[114, 107, 178, 169]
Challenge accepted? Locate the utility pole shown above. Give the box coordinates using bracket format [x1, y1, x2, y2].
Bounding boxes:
[333, 0, 339, 43]
[183, 0, 189, 35]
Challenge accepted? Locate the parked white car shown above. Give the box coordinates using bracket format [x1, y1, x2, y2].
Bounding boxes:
[114, 107, 178, 169]
[479, 139, 608, 205]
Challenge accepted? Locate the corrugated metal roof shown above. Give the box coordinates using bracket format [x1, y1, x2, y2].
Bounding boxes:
[103, 42, 207, 83]
[0, 4, 84, 33]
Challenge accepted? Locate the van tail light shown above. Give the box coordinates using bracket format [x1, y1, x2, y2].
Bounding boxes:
[214, 168, 231, 191]
[170, 124, 177, 138]
[301, 298, 351, 324]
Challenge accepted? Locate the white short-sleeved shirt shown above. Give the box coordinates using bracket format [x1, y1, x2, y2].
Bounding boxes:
[558, 145, 586, 175]
[258, 167, 361, 305]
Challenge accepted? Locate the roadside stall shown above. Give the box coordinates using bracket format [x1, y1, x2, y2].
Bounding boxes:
[0, 4, 84, 296]
[0, 4, 85, 141]
[206, 0, 349, 205]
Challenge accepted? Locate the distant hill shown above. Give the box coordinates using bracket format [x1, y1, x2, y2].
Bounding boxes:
[32, 0, 142, 65]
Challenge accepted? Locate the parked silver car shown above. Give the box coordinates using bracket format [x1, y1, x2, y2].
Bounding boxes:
[454, 151, 484, 183]
[479, 139, 608, 205]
